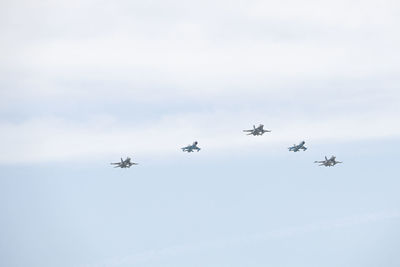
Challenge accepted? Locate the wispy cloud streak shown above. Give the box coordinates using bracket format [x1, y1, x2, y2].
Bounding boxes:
[82, 210, 400, 267]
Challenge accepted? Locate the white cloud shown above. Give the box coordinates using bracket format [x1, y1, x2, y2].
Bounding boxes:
[2, 0, 400, 98]
[1, 0, 400, 163]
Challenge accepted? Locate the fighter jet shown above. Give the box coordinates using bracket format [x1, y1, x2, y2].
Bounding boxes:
[181, 141, 201, 152]
[110, 157, 138, 168]
[288, 141, 307, 152]
[243, 124, 271, 136]
[314, 156, 342, 167]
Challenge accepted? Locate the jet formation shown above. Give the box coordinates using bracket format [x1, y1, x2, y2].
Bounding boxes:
[111, 123, 343, 168]
[314, 156, 342, 167]
[110, 157, 138, 168]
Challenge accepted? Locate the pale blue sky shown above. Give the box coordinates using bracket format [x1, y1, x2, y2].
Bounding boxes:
[1, 0, 400, 266]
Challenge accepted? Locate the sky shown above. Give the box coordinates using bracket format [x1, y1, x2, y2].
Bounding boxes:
[0, 0, 400, 266]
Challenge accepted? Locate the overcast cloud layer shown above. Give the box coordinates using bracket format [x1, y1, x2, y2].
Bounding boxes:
[1, 0, 400, 163]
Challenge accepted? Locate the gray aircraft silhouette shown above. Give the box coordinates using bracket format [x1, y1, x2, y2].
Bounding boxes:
[181, 141, 201, 152]
[314, 156, 342, 167]
[288, 141, 307, 152]
[243, 124, 271, 136]
[110, 157, 138, 168]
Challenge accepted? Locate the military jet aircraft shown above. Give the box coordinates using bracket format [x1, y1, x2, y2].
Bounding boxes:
[243, 124, 271, 136]
[110, 157, 138, 168]
[288, 141, 307, 152]
[314, 156, 342, 167]
[181, 141, 201, 152]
